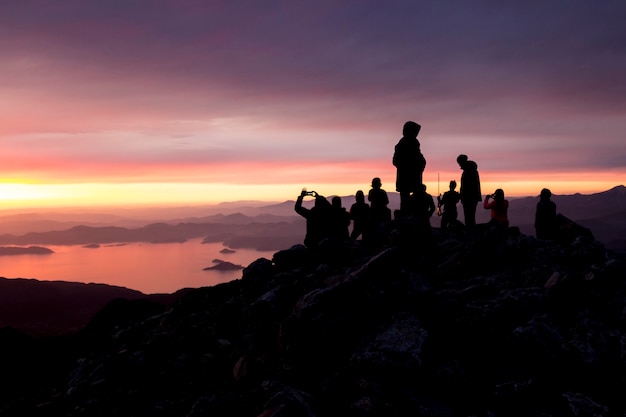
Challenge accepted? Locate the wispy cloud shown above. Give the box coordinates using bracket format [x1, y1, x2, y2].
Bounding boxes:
[1, 0, 625, 205]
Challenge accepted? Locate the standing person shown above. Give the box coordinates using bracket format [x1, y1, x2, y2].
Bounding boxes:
[535, 188, 557, 240]
[330, 196, 351, 240]
[368, 177, 390, 223]
[349, 190, 370, 240]
[483, 188, 509, 228]
[368, 177, 391, 243]
[393, 121, 426, 214]
[456, 154, 481, 229]
[411, 184, 436, 224]
[437, 180, 461, 229]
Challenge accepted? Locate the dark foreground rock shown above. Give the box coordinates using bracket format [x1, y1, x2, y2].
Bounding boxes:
[0, 222, 624, 417]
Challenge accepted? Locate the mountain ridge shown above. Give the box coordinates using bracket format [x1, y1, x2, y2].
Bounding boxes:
[0, 186, 624, 251]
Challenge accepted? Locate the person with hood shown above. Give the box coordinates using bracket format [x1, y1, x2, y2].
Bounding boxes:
[393, 121, 426, 214]
[456, 154, 482, 229]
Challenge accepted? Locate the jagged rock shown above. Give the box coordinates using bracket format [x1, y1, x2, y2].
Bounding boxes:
[563, 392, 610, 417]
[1, 218, 625, 417]
[272, 244, 312, 271]
[350, 312, 429, 374]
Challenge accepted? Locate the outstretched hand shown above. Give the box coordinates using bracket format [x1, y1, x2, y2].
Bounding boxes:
[300, 190, 319, 198]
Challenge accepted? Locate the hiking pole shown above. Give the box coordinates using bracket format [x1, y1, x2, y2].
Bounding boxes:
[436, 172, 442, 216]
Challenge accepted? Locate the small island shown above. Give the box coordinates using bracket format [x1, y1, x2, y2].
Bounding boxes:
[203, 259, 244, 271]
[0, 246, 54, 256]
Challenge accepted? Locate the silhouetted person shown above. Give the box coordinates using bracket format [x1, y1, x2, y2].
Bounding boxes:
[438, 180, 461, 229]
[393, 121, 426, 214]
[457, 154, 481, 229]
[368, 177, 391, 244]
[535, 188, 557, 240]
[349, 190, 370, 240]
[295, 190, 332, 248]
[411, 184, 436, 223]
[393, 184, 436, 257]
[484, 188, 509, 229]
[368, 177, 391, 224]
[330, 196, 350, 240]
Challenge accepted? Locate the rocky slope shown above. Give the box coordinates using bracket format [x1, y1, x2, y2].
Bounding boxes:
[0, 220, 624, 417]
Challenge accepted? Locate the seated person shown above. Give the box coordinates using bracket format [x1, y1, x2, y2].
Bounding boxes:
[483, 188, 509, 228]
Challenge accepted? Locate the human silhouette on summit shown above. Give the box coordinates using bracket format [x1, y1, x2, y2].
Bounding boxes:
[368, 177, 391, 244]
[457, 154, 481, 229]
[349, 190, 370, 240]
[368, 177, 390, 223]
[483, 188, 509, 229]
[393, 121, 426, 214]
[535, 188, 557, 240]
[410, 184, 436, 225]
[330, 196, 351, 240]
[295, 190, 332, 248]
[437, 180, 461, 229]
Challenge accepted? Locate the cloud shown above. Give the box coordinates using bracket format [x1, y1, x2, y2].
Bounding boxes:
[0, 0, 625, 199]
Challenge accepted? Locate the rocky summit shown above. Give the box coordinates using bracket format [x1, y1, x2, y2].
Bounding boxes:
[1, 220, 625, 417]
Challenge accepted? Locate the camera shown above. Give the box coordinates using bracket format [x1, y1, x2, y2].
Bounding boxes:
[301, 188, 318, 197]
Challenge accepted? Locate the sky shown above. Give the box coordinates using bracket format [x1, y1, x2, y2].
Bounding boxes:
[1, 0, 625, 209]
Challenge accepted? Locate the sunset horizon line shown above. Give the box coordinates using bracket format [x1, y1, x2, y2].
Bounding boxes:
[0, 182, 623, 213]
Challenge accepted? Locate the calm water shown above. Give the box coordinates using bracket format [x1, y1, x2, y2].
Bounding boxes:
[0, 238, 276, 294]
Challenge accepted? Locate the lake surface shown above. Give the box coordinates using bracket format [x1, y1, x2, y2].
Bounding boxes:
[0, 239, 277, 294]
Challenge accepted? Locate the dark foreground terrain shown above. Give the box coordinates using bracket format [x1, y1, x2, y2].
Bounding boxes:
[1, 219, 625, 416]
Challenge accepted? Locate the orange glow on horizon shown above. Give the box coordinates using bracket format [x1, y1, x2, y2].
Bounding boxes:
[0, 168, 623, 211]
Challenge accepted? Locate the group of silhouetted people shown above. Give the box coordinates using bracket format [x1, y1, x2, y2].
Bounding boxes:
[295, 121, 560, 249]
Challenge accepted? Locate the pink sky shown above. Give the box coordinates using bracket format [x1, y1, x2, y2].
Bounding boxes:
[1, 1, 625, 209]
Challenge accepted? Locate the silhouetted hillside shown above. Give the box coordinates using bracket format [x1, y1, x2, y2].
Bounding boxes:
[1, 217, 624, 416]
[0, 277, 193, 337]
[0, 278, 145, 336]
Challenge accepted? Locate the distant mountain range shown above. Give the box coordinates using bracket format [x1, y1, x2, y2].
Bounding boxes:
[504, 185, 626, 251]
[0, 215, 305, 251]
[0, 185, 624, 251]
